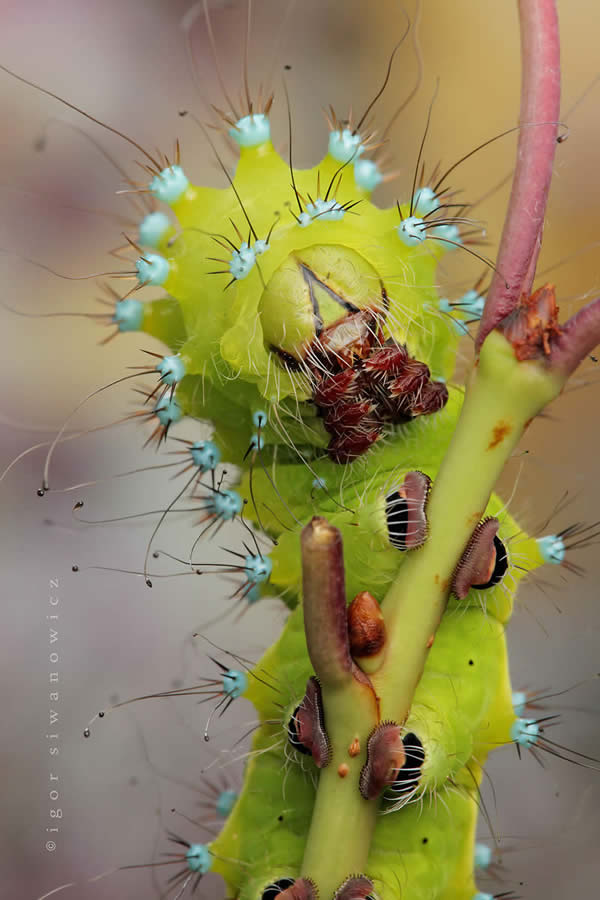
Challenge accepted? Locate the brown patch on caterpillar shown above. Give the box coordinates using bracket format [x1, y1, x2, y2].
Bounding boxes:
[313, 369, 359, 407]
[333, 875, 375, 900]
[315, 322, 448, 463]
[487, 420, 512, 450]
[452, 517, 509, 600]
[337, 763, 350, 778]
[385, 471, 432, 551]
[263, 249, 447, 462]
[500, 283, 561, 360]
[288, 677, 331, 768]
[276, 879, 319, 900]
[347, 591, 386, 658]
[359, 721, 405, 799]
[316, 308, 382, 367]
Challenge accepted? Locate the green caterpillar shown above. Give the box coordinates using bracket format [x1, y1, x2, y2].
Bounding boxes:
[5, 2, 597, 899]
[95, 40, 549, 899]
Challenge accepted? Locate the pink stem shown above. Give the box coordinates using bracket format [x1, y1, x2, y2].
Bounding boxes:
[301, 517, 353, 687]
[550, 297, 600, 377]
[476, 0, 561, 350]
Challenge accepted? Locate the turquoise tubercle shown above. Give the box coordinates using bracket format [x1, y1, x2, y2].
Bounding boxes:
[246, 584, 261, 605]
[229, 113, 271, 147]
[154, 396, 183, 427]
[511, 690, 528, 717]
[156, 354, 186, 386]
[136, 253, 170, 287]
[253, 239, 269, 257]
[438, 290, 486, 334]
[438, 298, 469, 335]
[328, 127, 364, 163]
[149, 165, 189, 204]
[433, 222, 462, 247]
[473, 842, 493, 870]
[216, 789, 238, 818]
[190, 440, 221, 472]
[457, 289, 485, 319]
[222, 669, 249, 699]
[413, 186, 440, 216]
[252, 410, 267, 428]
[510, 717, 539, 747]
[186, 843, 212, 874]
[397, 215, 427, 246]
[250, 433, 265, 451]
[537, 533, 566, 565]
[229, 243, 257, 280]
[209, 489, 244, 522]
[244, 553, 272, 585]
[299, 198, 345, 226]
[138, 211, 171, 248]
[112, 298, 143, 332]
[354, 158, 383, 191]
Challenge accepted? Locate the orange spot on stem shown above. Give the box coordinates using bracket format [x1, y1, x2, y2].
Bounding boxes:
[348, 738, 361, 757]
[488, 421, 512, 450]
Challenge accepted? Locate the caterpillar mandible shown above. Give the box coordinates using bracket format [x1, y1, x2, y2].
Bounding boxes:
[2, 2, 600, 900]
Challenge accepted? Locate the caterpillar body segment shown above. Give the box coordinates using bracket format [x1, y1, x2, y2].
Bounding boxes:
[136, 137, 459, 465]
[208, 525, 539, 897]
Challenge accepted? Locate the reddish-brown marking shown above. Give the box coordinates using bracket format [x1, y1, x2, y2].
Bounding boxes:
[500, 283, 561, 360]
[348, 737, 361, 757]
[487, 420, 512, 450]
[338, 763, 350, 778]
[287, 301, 449, 463]
[426, 634, 435, 649]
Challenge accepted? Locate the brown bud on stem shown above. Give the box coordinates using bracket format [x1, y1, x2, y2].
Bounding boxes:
[347, 591, 386, 660]
[301, 517, 353, 687]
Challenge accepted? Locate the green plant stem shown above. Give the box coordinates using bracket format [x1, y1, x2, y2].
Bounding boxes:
[299, 334, 566, 895]
[376, 330, 563, 719]
[300, 518, 381, 895]
[300, 683, 379, 896]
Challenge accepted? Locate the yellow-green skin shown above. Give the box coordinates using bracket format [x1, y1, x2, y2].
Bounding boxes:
[134, 133, 547, 899]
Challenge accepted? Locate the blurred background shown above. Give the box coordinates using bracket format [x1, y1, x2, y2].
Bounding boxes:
[0, 1, 599, 897]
